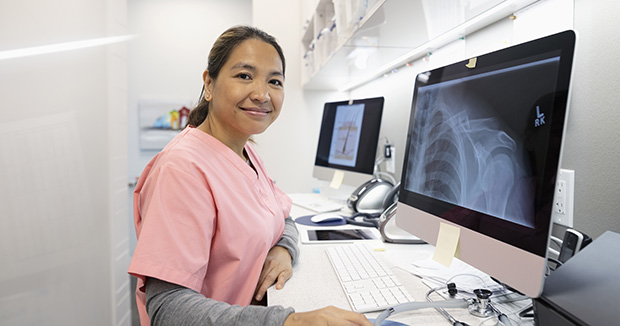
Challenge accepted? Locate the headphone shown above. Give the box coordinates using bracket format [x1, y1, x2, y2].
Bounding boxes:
[345, 181, 401, 229]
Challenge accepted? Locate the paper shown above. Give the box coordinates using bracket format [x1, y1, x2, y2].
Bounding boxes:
[432, 222, 460, 267]
[329, 170, 344, 189]
[410, 257, 503, 293]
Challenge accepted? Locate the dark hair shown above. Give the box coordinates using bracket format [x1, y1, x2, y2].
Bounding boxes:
[187, 25, 286, 127]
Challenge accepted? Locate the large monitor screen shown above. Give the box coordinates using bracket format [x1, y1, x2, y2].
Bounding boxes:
[313, 97, 384, 185]
[396, 30, 576, 297]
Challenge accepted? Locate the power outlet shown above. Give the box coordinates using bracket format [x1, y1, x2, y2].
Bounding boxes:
[552, 169, 575, 227]
[554, 180, 567, 214]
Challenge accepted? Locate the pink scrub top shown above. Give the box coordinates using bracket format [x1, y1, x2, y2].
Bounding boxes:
[128, 127, 292, 325]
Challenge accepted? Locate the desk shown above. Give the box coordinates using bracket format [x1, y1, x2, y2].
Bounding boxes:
[268, 205, 534, 325]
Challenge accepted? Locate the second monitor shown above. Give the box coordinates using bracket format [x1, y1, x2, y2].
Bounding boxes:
[313, 96, 385, 187]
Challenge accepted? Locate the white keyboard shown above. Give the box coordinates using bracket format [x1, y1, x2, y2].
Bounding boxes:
[326, 243, 415, 313]
[290, 193, 344, 213]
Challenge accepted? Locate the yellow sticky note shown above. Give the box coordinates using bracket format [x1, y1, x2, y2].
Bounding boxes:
[432, 222, 461, 268]
[329, 170, 344, 189]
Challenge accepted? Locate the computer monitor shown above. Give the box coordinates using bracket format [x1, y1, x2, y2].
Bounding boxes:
[313, 97, 385, 187]
[396, 30, 576, 298]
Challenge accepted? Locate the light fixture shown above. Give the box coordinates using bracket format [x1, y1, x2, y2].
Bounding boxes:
[0, 35, 136, 61]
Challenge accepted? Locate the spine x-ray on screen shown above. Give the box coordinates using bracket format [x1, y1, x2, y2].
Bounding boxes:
[328, 104, 365, 167]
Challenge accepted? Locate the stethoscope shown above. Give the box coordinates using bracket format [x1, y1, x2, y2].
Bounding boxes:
[374, 284, 515, 326]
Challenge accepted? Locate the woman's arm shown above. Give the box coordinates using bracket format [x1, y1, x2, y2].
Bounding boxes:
[145, 277, 294, 326]
[146, 277, 374, 326]
[275, 216, 299, 263]
[255, 217, 299, 301]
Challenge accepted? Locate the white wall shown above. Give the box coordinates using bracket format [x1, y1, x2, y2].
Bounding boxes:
[563, 0, 620, 237]
[0, 0, 131, 325]
[127, 0, 253, 181]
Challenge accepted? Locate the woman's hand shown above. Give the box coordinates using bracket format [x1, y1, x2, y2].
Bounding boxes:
[284, 306, 375, 326]
[254, 246, 293, 301]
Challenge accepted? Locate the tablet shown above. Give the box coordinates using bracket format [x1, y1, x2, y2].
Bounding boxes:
[300, 227, 382, 244]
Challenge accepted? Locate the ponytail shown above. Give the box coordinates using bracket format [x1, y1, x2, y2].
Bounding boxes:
[187, 87, 209, 127]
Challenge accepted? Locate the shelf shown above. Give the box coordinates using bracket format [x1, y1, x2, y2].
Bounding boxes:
[301, 0, 423, 90]
[301, 0, 539, 91]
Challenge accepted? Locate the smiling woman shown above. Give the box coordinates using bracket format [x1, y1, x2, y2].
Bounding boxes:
[199, 38, 285, 158]
[187, 26, 286, 131]
[127, 25, 374, 326]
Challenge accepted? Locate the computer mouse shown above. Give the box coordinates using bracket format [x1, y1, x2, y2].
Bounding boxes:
[310, 213, 345, 223]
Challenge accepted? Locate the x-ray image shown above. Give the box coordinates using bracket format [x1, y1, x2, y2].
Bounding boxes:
[328, 104, 365, 167]
[402, 57, 565, 229]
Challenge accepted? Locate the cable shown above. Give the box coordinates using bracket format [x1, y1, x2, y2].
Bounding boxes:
[546, 257, 563, 272]
[346, 212, 381, 228]
[517, 304, 534, 319]
[488, 302, 513, 326]
[547, 257, 563, 267]
[475, 312, 518, 326]
[548, 248, 560, 257]
[374, 137, 391, 162]
[547, 236, 562, 267]
[426, 286, 471, 326]
[373, 171, 396, 185]
[445, 274, 487, 289]
[497, 313, 513, 326]
[441, 273, 506, 296]
[373, 299, 469, 326]
[374, 156, 386, 167]
[373, 138, 397, 185]
[549, 235, 563, 249]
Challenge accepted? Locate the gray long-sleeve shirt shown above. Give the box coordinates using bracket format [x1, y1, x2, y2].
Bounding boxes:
[145, 216, 299, 326]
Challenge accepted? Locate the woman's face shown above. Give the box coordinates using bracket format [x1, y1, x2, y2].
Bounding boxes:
[204, 38, 284, 140]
